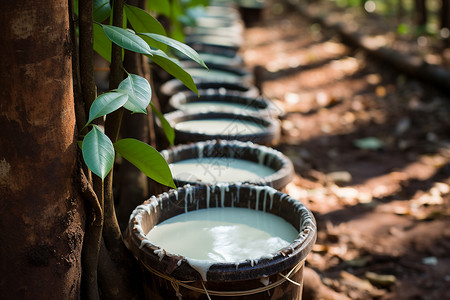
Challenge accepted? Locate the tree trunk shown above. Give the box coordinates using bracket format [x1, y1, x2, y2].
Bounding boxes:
[0, 1, 84, 299]
[415, 0, 427, 26]
[442, 0, 450, 29]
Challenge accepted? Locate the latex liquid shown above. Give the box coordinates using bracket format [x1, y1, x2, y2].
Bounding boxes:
[146, 207, 298, 262]
[169, 157, 275, 184]
[174, 118, 265, 135]
[179, 101, 261, 113]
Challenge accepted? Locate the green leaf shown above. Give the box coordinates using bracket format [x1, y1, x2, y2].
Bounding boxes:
[171, 0, 183, 18]
[82, 125, 115, 180]
[85, 92, 128, 128]
[94, 23, 112, 62]
[139, 33, 207, 69]
[102, 25, 152, 55]
[169, 24, 185, 42]
[397, 23, 409, 35]
[124, 4, 167, 51]
[74, 0, 79, 16]
[150, 103, 174, 145]
[147, 50, 198, 95]
[117, 74, 151, 114]
[114, 138, 176, 188]
[93, 0, 111, 23]
[169, 0, 185, 41]
[187, 0, 209, 7]
[124, 4, 166, 36]
[146, 0, 171, 16]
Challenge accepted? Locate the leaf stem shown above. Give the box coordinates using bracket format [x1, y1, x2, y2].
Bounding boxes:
[101, 1, 142, 299]
[79, 166, 103, 300]
[79, 0, 103, 299]
[79, 0, 97, 117]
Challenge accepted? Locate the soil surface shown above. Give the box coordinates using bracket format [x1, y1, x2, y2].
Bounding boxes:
[240, 1, 450, 299]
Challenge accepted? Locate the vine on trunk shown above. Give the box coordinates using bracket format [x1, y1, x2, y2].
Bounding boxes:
[74, 0, 208, 298]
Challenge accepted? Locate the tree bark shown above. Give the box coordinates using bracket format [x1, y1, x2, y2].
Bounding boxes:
[0, 1, 84, 298]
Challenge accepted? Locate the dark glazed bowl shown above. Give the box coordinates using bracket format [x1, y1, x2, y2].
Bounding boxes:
[168, 90, 283, 118]
[160, 79, 259, 107]
[180, 52, 245, 68]
[160, 139, 294, 190]
[180, 63, 253, 85]
[185, 34, 242, 52]
[161, 111, 280, 145]
[125, 184, 317, 299]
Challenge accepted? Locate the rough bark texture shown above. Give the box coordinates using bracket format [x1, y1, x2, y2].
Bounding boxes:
[0, 1, 84, 299]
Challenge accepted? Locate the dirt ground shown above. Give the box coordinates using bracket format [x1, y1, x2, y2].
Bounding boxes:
[240, 1, 450, 299]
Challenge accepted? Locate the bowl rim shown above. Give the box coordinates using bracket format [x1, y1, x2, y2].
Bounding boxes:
[162, 111, 281, 144]
[160, 78, 259, 98]
[125, 183, 317, 282]
[168, 90, 279, 115]
[160, 139, 293, 190]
